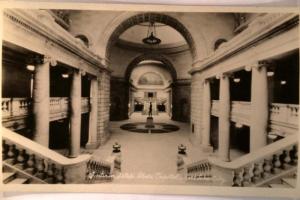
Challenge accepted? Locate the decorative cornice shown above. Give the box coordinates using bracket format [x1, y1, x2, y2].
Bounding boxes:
[190, 13, 299, 75]
[4, 9, 111, 74]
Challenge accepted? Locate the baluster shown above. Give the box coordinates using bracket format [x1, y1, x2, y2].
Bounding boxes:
[25, 154, 36, 174]
[281, 149, 292, 169]
[2, 140, 8, 160]
[19, 100, 25, 115]
[204, 163, 210, 177]
[290, 145, 298, 165]
[5, 144, 17, 164]
[35, 158, 46, 179]
[232, 170, 242, 187]
[15, 149, 27, 169]
[241, 167, 251, 187]
[252, 163, 262, 183]
[262, 158, 272, 178]
[55, 167, 65, 184]
[97, 164, 100, 176]
[45, 163, 56, 183]
[272, 154, 282, 174]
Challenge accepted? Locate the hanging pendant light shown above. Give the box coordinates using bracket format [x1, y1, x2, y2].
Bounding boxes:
[142, 21, 161, 45]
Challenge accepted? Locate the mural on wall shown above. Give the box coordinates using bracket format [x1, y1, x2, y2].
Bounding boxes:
[138, 72, 164, 85]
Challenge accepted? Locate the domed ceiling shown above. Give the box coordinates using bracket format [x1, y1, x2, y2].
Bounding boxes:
[119, 22, 187, 48]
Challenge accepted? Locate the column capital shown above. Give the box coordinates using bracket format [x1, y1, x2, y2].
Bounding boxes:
[27, 54, 57, 66]
[79, 68, 87, 76]
[203, 78, 212, 85]
[216, 72, 230, 80]
[245, 60, 273, 71]
[43, 55, 57, 66]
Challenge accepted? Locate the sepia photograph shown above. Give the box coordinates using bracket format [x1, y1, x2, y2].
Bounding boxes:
[0, 2, 299, 197]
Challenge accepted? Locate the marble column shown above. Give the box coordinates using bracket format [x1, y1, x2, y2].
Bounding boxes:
[86, 77, 98, 149]
[69, 69, 82, 157]
[32, 56, 50, 147]
[218, 74, 231, 162]
[250, 62, 268, 152]
[202, 79, 211, 147]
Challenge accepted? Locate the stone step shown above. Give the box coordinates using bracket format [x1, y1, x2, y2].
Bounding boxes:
[2, 172, 15, 183]
[7, 178, 28, 184]
[268, 183, 291, 188]
[282, 178, 297, 188]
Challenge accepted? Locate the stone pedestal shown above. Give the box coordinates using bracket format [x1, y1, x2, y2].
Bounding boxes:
[145, 117, 154, 128]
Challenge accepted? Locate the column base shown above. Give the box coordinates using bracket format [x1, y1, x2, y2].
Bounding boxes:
[219, 157, 231, 162]
[85, 142, 100, 149]
[200, 145, 214, 153]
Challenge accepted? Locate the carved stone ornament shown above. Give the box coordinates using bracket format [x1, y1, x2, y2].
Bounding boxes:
[43, 55, 57, 66]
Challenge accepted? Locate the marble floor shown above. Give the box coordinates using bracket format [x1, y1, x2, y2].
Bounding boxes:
[90, 112, 244, 184]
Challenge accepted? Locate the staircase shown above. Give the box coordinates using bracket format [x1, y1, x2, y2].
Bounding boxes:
[2, 140, 63, 184]
[2, 128, 91, 184]
[2, 127, 121, 184]
[184, 134, 298, 187]
[268, 172, 297, 188]
[3, 161, 48, 184]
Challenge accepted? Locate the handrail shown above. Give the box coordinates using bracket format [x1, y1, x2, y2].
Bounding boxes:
[3, 162, 48, 184]
[208, 134, 297, 170]
[2, 127, 91, 166]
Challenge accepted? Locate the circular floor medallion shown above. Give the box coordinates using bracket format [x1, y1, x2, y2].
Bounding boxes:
[120, 122, 180, 133]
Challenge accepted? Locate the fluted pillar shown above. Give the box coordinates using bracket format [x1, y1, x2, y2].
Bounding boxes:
[69, 69, 82, 157]
[32, 56, 50, 147]
[86, 77, 99, 149]
[250, 62, 268, 152]
[218, 74, 230, 162]
[202, 79, 211, 147]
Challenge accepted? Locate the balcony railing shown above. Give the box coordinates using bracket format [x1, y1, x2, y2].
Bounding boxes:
[2, 97, 90, 130]
[211, 100, 298, 135]
[50, 97, 69, 121]
[231, 101, 251, 125]
[2, 98, 32, 119]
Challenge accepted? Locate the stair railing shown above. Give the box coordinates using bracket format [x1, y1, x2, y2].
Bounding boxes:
[208, 134, 298, 187]
[2, 127, 92, 184]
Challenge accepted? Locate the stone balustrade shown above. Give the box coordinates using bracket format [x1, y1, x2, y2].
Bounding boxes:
[208, 134, 298, 187]
[230, 101, 251, 125]
[81, 97, 90, 113]
[2, 98, 32, 118]
[2, 128, 91, 184]
[86, 160, 113, 183]
[270, 103, 299, 126]
[211, 100, 219, 116]
[2, 97, 91, 130]
[211, 100, 299, 134]
[186, 159, 212, 181]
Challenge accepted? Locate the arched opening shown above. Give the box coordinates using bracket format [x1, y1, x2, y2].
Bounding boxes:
[110, 53, 176, 121]
[105, 12, 197, 61]
[129, 62, 173, 117]
[106, 13, 194, 123]
[214, 38, 227, 51]
[75, 34, 89, 48]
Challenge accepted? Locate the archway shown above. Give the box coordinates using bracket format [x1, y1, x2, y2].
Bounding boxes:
[105, 12, 197, 62]
[125, 53, 177, 81]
